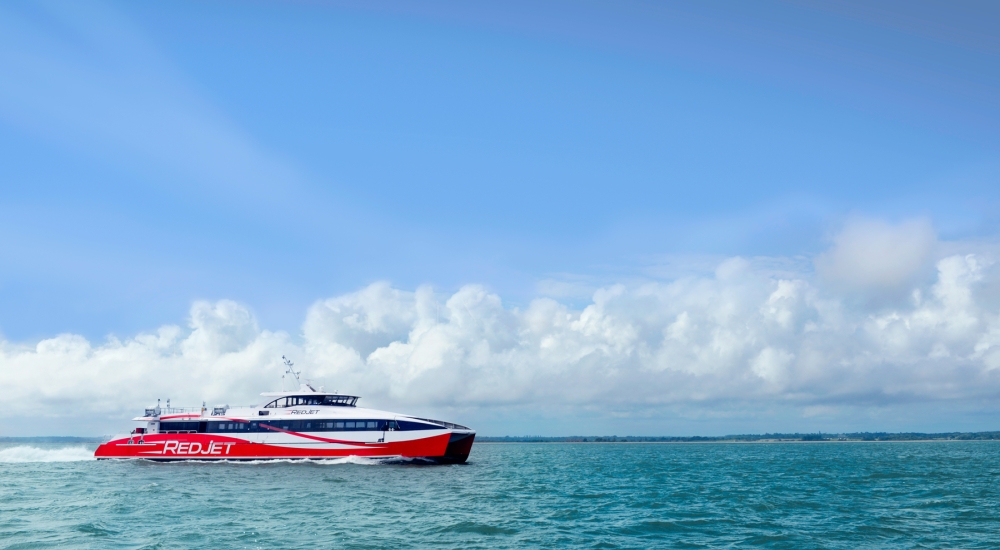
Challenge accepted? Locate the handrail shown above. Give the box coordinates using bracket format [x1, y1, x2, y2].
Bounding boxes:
[411, 417, 471, 430]
[142, 405, 259, 417]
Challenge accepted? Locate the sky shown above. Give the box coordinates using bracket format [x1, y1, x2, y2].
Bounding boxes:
[2, 0, 1000, 436]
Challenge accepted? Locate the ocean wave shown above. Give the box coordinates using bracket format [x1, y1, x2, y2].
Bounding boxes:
[222, 456, 399, 466]
[0, 445, 95, 463]
[311, 456, 397, 465]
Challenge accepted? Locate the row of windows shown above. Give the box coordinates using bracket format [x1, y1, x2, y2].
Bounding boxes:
[157, 419, 441, 433]
[263, 395, 359, 408]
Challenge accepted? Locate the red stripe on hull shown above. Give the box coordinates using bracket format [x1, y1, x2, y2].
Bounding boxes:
[94, 433, 454, 460]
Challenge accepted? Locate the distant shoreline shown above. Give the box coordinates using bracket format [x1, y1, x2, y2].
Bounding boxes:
[478, 439, 1000, 444]
[0, 437, 103, 443]
[477, 431, 1000, 443]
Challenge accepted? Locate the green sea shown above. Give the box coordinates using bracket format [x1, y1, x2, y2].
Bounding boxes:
[2, 440, 999, 548]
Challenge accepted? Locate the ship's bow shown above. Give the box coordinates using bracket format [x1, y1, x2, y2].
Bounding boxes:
[438, 431, 475, 463]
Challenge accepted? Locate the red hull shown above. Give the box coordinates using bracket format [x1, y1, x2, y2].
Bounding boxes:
[95, 432, 459, 461]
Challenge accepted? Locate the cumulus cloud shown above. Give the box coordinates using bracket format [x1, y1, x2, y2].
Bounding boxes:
[0, 300, 294, 420]
[4, 244, 1000, 433]
[816, 217, 937, 296]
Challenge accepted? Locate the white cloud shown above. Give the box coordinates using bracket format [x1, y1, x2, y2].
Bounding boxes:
[4, 242, 1000, 434]
[0, 301, 294, 421]
[816, 217, 937, 294]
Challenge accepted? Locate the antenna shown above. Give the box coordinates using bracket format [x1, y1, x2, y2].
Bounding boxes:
[281, 355, 301, 391]
[279, 355, 320, 392]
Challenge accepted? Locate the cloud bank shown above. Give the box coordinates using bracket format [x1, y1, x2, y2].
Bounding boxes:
[3, 221, 1000, 434]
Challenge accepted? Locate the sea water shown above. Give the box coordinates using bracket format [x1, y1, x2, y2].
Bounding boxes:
[2, 441, 1000, 549]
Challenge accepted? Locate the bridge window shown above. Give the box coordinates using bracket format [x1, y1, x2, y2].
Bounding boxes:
[263, 395, 359, 408]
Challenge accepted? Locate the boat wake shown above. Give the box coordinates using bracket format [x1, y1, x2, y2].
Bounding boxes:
[0, 445, 96, 463]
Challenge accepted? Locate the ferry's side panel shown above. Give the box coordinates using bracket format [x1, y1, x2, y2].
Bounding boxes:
[94, 432, 452, 460]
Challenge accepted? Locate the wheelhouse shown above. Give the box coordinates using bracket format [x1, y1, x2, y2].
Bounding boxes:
[263, 394, 359, 408]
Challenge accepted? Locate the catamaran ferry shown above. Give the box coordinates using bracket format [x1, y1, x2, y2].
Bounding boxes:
[94, 358, 475, 463]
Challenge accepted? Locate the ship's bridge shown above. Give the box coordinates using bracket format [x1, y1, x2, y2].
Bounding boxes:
[262, 394, 359, 408]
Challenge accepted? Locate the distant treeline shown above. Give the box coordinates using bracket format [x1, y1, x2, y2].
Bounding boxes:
[478, 432, 1000, 443]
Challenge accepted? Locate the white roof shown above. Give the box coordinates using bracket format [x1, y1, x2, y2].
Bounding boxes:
[259, 384, 357, 397]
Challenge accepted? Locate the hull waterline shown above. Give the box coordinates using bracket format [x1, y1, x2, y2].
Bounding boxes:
[95, 431, 475, 463]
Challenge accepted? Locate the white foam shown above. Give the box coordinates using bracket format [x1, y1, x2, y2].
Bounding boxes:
[312, 456, 386, 465]
[0, 445, 95, 463]
[217, 456, 389, 466]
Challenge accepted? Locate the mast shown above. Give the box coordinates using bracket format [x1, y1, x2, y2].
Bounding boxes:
[281, 355, 299, 391]
[281, 355, 317, 392]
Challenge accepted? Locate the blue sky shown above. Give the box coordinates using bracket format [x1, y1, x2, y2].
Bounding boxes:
[2, 1, 1000, 435]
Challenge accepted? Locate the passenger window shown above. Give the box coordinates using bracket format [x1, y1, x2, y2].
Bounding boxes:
[367, 421, 377, 429]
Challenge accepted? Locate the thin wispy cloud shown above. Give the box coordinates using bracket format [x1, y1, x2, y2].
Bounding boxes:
[0, 2, 304, 212]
